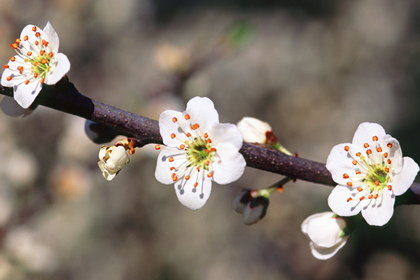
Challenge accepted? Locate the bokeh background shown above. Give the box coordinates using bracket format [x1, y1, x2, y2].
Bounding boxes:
[0, 0, 419, 279]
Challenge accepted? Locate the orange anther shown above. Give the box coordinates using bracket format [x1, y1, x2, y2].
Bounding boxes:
[377, 147, 382, 152]
[387, 185, 392, 190]
[10, 43, 18, 49]
[169, 157, 174, 162]
[374, 180, 380, 186]
[372, 136, 378, 141]
[207, 139, 212, 143]
[352, 160, 358, 165]
[170, 133, 176, 139]
[359, 196, 365, 201]
[15, 38, 21, 44]
[207, 172, 213, 178]
[27, 51, 32, 56]
[368, 194, 373, 199]
[170, 167, 175, 171]
[40, 50, 45, 55]
[32, 26, 37, 32]
[383, 152, 389, 158]
[374, 194, 379, 199]
[172, 176, 178, 182]
[48, 52, 53, 57]
[356, 171, 361, 175]
[387, 159, 392, 164]
[347, 197, 352, 202]
[204, 149, 210, 154]
[193, 182, 198, 188]
[191, 123, 199, 130]
[205, 160, 210, 166]
[24, 80, 30, 85]
[347, 182, 353, 187]
[356, 152, 361, 157]
[196, 167, 201, 172]
[384, 167, 390, 173]
[363, 143, 369, 148]
[211, 148, 217, 153]
[184, 114, 190, 120]
[387, 143, 393, 148]
[185, 175, 191, 180]
[35, 32, 41, 37]
[366, 149, 372, 155]
[179, 144, 185, 150]
[154, 144, 161, 150]
[23, 35, 29, 41]
[186, 132, 191, 137]
[10, 57, 16, 62]
[357, 187, 363, 192]
[35, 41, 39, 45]
[41, 58, 47, 64]
[3, 65, 9, 69]
[40, 78, 45, 84]
[204, 133, 209, 138]
[343, 173, 349, 179]
[172, 117, 178, 123]
[6, 76, 12, 81]
[344, 146, 350, 151]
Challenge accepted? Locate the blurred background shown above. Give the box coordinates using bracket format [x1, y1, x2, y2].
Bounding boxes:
[0, 0, 419, 279]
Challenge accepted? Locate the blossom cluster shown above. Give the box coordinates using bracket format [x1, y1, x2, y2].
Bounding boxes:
[1, 22, 419, 263]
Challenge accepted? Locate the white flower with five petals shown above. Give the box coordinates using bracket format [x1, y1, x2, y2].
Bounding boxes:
[327, 122, 419, 226]
[301, 212, 349, 260]
[1, 22, 70, 109]
[98, 145, 130, 181]
[155, 96, 246, 209]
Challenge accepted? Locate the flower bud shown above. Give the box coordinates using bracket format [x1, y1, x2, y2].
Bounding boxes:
[237, 117, 273, 144]
[232, 189, 253, 214]
[241, 196, 269, 225]
[98, 145, 130, 181]
[301, 212, 349, 260]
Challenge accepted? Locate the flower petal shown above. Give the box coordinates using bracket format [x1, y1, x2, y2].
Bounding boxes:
[13, 80, 42, 109]
[309, 237, 348, 260]
[352, 122, 386, 147]
[328, 185, 364, 217]
[155, 147, 183, 185]
[390, 156, 419, 196]
[361, 189, 395, 226]
[158, 110, 189, 146]
[1, 68, 15, 87]
[43, 22, 59, 53]
[326, 143, 365, 185]
[45, 53, 70, 85]
[185, 97, 219, 129]
[174, 174, 212, 210]
[212, 143, 246, 184]
[209, 122, 243, 151]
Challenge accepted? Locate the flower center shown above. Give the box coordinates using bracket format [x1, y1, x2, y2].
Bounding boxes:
[186, 139, 215, 170]
[342, 136, 395, 203]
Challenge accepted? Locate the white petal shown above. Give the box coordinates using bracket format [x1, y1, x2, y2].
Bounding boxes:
[361, 190, 395, 226]
[20, 25, 39, 43]
[212, 143, 246, 184]
[45, 53, 70, 85]
[1, 68, 16, 87]
[13, 81, 42, 109]
[209, 122, 243, 151]
[0, 96, 33, 117]
[174, 174, 212, 210]
[326, 143, 364, 185]
[328, 185, 364, 217]
[155, 147, 181, 185]
[309, 237, 348, 260]
[390, 157, 419, 196]
[305, 213, 346, 247]
[158, 110, 188, 146]
[185, 97, 219, 129]
[43, 22, 60, 53]
[352, 122, 386, 147]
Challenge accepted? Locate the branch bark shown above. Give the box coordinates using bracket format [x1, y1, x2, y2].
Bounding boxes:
[1, 79, 419, 205]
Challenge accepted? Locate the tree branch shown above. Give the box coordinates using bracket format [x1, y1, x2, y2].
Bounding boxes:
[1, 79, 419, 205]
